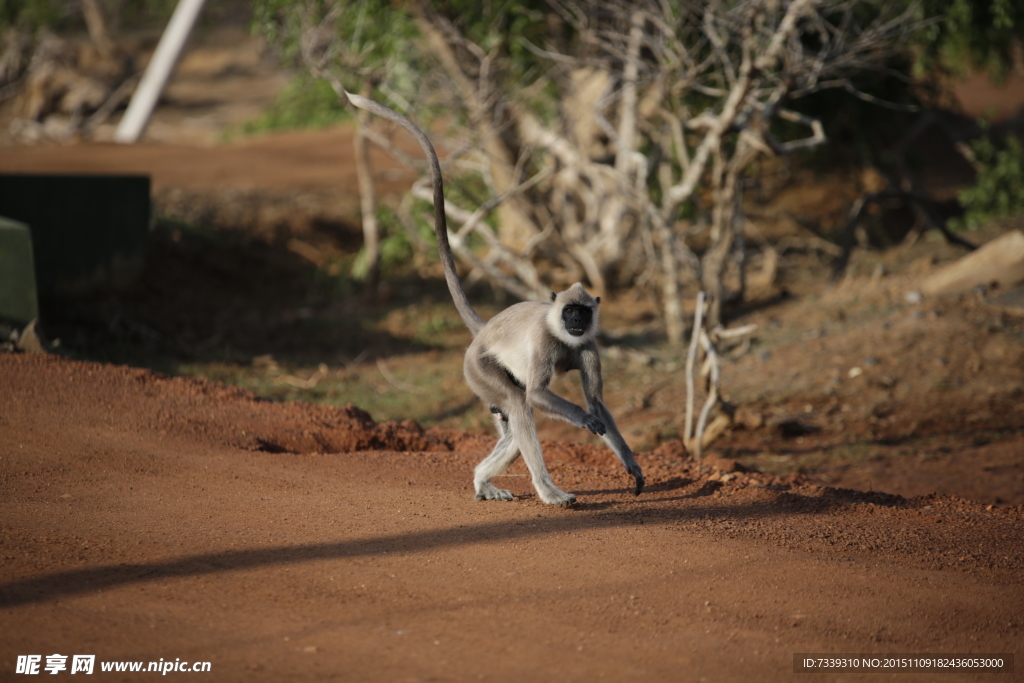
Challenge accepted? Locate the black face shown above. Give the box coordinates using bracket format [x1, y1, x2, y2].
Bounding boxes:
[561, 304, 593, 337]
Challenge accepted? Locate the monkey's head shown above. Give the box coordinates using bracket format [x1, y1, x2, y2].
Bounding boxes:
[548, 283, 600, 346]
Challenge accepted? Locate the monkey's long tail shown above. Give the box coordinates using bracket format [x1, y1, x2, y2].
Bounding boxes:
[344, 91, 485, 337]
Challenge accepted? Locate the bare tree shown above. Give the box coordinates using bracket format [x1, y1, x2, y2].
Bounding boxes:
[407, 0, 928, 336]
[291, 0, 930, 335]
[684, 291, 756, 465]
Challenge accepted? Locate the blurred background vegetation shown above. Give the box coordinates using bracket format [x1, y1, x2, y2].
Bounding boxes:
[2, 0, 1023, 443]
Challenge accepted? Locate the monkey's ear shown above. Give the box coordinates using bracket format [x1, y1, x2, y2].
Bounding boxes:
[595, 296, 601, 305]
[550, 291, 557, 302]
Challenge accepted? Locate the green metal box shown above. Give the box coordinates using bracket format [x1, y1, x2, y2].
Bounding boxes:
[0, 215, 39, 327]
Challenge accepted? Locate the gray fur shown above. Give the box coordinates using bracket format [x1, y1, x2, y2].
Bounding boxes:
[345, 92, 644, 505]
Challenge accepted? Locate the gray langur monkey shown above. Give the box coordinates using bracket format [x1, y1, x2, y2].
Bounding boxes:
[344, 90, 644, 506]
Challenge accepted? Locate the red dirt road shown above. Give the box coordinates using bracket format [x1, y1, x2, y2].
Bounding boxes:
[1, 351, 1021, 682]
[0, 126, 414, 195]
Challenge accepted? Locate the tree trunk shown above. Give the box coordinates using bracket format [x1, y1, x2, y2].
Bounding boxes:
[82, 0, 113, 58]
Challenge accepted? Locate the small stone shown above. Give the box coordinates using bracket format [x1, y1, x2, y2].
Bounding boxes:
[15, 319, 47, 354]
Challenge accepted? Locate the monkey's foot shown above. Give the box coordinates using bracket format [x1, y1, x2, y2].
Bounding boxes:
[536, 485, 577, 507]
[474, 482, 514, 501]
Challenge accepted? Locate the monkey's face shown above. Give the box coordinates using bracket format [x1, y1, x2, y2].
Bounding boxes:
[561, 304, 594, 337]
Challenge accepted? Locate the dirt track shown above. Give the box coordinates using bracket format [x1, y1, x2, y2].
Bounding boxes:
[1, 351, 1021, 681]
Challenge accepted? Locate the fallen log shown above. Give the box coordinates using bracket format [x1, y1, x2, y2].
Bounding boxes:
[921, 230, 1024, 296]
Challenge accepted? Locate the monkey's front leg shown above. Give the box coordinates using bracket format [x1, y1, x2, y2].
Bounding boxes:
[526, 386, 606, 435]
[592, 401, 644, 495]
[578, 347, 644, 494]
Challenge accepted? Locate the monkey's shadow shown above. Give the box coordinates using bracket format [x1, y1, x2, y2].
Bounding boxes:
[562, 476, 707, 509]
[572, 476, 705, 496]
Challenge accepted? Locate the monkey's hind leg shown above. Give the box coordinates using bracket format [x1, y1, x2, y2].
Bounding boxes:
[507, 404, 577, 507]
[473, 413, 519, 501]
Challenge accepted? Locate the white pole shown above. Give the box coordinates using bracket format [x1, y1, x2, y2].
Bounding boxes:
[113, 0, 207, 144]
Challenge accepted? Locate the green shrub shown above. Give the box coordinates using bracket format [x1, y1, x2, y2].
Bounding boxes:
[0, 0, 67, 32]
[231, 75, 350, 138]
[951, 132, 1024, 231]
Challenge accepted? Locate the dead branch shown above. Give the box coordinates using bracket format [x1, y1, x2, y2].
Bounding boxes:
[353, 80, 381, 292]
[684, 291, 705, 448]
[376, 358, 428, 394]
[692, 326, 722, 467]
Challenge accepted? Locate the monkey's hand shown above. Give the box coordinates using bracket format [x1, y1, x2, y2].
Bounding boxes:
[580, 413, 606, 436]
[628, 465, 645, 496]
